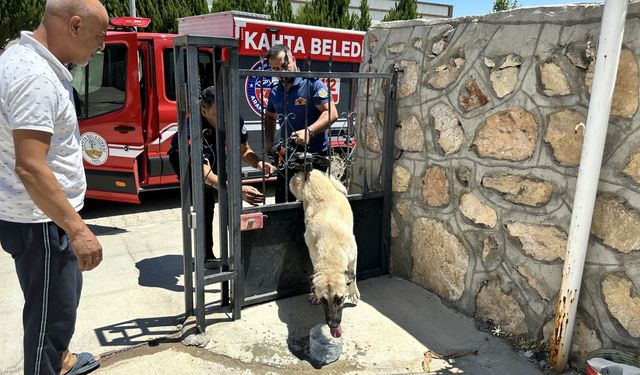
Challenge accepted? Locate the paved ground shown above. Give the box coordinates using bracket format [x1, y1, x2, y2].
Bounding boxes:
[0, 189, 553, 375]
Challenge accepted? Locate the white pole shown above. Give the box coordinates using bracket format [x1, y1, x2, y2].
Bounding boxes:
[549, 0, 628, 372]
[129, 0, 136, 18]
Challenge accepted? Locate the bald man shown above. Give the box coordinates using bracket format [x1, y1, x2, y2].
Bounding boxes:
[0, 0, 108, 374]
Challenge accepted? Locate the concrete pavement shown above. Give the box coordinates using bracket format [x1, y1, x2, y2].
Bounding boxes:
[0, 190, 548, 375]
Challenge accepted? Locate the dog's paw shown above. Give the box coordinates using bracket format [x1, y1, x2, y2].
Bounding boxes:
[308, 293, 321, 305]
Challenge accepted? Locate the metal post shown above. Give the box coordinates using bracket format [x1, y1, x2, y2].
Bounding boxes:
[175, 44, 194, 318]
[185, 43, 207, 332]
[380, 68, 398, 276]
[227, 47, 244, 320]
[549, 0, 628, 371]
[129, 0, 136, 17]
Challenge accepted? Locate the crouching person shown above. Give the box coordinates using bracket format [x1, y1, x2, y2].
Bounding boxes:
[168, 86, 275, 263]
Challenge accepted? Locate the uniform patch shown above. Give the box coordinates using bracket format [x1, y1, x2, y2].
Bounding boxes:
[295, 97, 307, 106]
[317, 88, 329, 99]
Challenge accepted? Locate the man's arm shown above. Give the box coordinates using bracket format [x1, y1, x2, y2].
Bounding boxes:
[203, 159, 220, 188]
[293, 102, 338, 144]
[13, 129, 102, 271]
[240, 142, 276, 175]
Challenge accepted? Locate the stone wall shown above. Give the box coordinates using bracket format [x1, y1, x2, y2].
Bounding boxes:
[354, 2, 640, 364]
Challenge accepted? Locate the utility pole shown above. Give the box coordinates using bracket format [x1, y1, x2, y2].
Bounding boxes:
[129, 0, 136, 17]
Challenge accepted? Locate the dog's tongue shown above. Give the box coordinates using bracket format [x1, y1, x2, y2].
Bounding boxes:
[330, 325, 343, 338]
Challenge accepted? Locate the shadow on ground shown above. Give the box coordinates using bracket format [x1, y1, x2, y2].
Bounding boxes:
[81, 189, 181, 219]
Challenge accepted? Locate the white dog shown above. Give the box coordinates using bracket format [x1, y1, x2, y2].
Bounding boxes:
[289, 169, 360, 338]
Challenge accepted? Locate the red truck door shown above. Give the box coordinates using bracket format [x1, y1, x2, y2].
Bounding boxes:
[71, 33, 145, 203]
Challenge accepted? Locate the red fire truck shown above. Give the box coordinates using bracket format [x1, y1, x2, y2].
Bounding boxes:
[70, 12, 364, 203]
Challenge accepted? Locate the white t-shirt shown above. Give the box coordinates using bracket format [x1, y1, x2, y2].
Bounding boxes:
[0, 32, 86, 223]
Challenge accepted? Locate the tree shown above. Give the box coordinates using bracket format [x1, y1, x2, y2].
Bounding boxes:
[382, 0, 418, 22]
[357, 0, 371, 31]
[1, 0, 46, 50]
[211, 0, 272, 15]
[295, 0, 357, 30]
[492, 0, 519, 12]
[272, 0, 294, 23]
[105, 0, 208, 34]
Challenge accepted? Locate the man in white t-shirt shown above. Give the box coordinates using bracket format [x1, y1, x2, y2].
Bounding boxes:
[0, 0, 108, 374]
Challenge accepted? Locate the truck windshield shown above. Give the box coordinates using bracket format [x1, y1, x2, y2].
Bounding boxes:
[70, 44, 128, 118]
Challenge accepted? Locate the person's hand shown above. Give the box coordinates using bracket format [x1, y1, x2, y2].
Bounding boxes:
[69, 225, 103, 271]
[257, 161, 276, 176]
[242, 185, 264, 206]
[293, 128, 313, 146]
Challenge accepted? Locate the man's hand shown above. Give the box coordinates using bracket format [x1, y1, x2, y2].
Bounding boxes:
[257, 161, 276, 176]
[293, 128, 313, 146]
[242, 185, 264, 206]
[69, 226, 103, 271]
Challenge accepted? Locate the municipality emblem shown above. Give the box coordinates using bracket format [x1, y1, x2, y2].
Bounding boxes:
[245, 59, 273, 116]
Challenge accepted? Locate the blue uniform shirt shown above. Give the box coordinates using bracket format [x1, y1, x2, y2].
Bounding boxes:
[267, 77, 330, 153]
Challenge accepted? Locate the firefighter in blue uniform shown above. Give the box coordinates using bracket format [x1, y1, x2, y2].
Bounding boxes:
[264, 44, 339, 203]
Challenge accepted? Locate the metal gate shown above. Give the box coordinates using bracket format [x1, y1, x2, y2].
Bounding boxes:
[173, 35, 397, 332]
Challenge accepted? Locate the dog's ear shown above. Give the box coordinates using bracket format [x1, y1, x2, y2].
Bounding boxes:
[345, 269, 356, 285]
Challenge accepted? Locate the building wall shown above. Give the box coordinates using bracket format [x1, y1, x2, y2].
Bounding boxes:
[354, 2, 640, 364]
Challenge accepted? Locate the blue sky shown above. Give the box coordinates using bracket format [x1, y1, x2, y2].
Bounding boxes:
[449, 0, 602, 17]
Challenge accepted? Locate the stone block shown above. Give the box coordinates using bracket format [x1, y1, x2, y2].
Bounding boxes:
[592, 194, 640, 253]
[392, 165, 411, 192]
[586, 49, 639, 118]
[422, 166, 449, 207]
[482, 174, 553, 206]
[515, 265, 550, 301]
[411, 217, 469, 301]
[396, 201, 410, 221]
[388, 42, 406, 54]
[473, 107, 539, 161]
[475, 279, 528, 336]
[540, 62, 571, 96]
[425, 56, 465, 89]
[506, 222, 567, 262]
[429, 103, 464, 155]
[623, 150, 640, 184]
[544, 110, 586, 167]
[602, 274, 640, 337]
[490, 67, 519, 98]
[396, 60, 420, 99]
[459, 79, 489, 112]
[360, 115, 382, 153]
[394, 116, 425, 152]
[460, 192, 497, 228]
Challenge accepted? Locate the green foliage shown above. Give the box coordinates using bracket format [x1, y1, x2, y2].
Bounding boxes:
[357, 0, 371, 31]
[294, 0, 357, 29]
[382, 0, 418, 22]
[0, 0, 46, 49]
[211, 0, 272, 15]
[272, 0, 293, 23]
[105, 0, 208, 34]
[492, 0, 519, 12]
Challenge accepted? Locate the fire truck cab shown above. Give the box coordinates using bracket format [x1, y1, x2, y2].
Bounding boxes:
[70, 13, 364, 203]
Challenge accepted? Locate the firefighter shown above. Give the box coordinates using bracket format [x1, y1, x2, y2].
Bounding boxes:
[0, 1, 108, 374]
[264, 44, 339, 203]
[168, 86, 275, 262]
